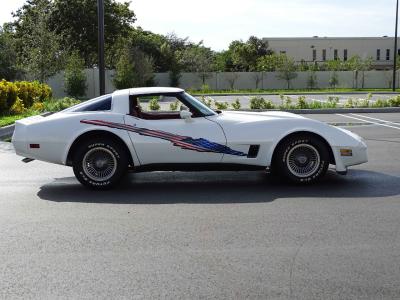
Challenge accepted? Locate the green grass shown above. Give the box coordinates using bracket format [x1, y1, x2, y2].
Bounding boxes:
[0, 112, 38, 127]
[191, 88, 400, 95]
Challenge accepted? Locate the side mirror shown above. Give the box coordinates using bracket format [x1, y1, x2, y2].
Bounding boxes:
[180, 110, 193, 120]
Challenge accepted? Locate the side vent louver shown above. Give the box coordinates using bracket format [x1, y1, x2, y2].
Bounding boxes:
[247, 145, 260, 158]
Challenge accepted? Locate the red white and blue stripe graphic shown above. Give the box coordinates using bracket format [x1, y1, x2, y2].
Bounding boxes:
[80, 119, 247, 156]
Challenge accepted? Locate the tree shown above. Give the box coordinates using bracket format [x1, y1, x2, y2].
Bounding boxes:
[307, 71, 318, 89]
[113, 48, 135, 89]
[256, 54, 286, 72]
[252, 72, 263, 89]
[49, 0, 136, 67]
[214, 50, 234, 72]
[113, 47, 155, 89]
[177, 44, 214, 84]
[329, 71, 339, 88]
[276, 56, 298, 89]
[348, 55, 373, 88]
[229, 36, 272, 71]
[226, 72, 239, 90]
[64, 52, 87, 98]
[160, 42, 181, 86]
[12, 0, 63, 82]
[0, 25, 19, 80]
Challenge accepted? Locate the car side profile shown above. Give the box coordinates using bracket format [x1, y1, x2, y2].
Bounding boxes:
[12, 87, 368, 189]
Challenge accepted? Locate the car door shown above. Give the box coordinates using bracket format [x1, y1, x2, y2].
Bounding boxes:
[123, 96, 226, 165]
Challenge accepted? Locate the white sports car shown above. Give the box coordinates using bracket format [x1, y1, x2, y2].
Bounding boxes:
[12, 87, 368, 189]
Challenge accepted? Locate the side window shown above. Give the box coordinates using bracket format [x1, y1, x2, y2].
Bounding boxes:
[138, 95, 186, 113]
[74, 95, 112, 112]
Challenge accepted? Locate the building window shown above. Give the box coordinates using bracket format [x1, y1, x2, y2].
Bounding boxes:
[386, 49, 390, 60]
[312, 49, 317, 61]
[343, 49, 348, 61]
[322, 49, 326, 61]
[334, 49, 338, 60]
[377, 49, 381, 60]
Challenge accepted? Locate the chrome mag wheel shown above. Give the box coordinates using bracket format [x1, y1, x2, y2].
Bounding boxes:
[286, 144, 321, 178]
[82, 147, 117, 181]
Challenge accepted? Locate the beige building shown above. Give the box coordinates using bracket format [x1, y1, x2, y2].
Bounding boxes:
[264, 37, 400, 69]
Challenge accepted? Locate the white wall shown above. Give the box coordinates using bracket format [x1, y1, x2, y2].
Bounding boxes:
[47, 69, 398, 99]
[265, 37, 399, 66]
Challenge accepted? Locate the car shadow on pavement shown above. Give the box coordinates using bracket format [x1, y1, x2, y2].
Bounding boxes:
[37, 169, 400, 204]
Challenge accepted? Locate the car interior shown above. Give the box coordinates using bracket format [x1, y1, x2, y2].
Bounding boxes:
[129, 93, 198, 120]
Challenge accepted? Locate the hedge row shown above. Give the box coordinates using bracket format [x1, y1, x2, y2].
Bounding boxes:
[0, 80, 52, 115]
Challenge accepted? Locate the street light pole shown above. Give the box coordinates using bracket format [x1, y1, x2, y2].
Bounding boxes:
[393, 0, 399, 91]
[98, 0, 105, 95]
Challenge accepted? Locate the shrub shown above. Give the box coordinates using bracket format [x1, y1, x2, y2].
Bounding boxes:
[10, 98, 26, 115]
[263, 99, 275, 109]
[249, 96, 265, 109]
[31, 102, 45, 112]
[214, 101, 229, 110]
[169, 100, 179, 111]
[149, 97, 160, 111]
[388, 95, 400, 107]
[43, 97, 81, 112]
[296, 96, 309, 109]
[0, 79, 18, 113]
[280, 95, 294, 109]
[309, 101, 323, 109]
[231, 99, 241, 110]
[64, 52, 87, 98]
[249, 96, 275, 109]
[201, 96, 212, 108]
[344, 98, 359, 108]
[0, 80, 51, 114]
[15, 81, 52, 108]
[372, 99, 389, 107]
[327, 96, 339, 108]
[201, 84, 210, 93]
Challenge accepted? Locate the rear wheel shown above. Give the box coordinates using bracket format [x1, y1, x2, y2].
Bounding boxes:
[273, 134, 329, 184]
[72, 138, 128, 189]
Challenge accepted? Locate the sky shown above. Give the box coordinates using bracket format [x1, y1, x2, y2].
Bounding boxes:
[0, 0, 397, 51]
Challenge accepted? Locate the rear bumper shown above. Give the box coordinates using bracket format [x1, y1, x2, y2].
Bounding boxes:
[12, 117, 66, 165]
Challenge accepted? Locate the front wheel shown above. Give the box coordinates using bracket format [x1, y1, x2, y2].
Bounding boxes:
[72, 138, 128, 189]
[273, 135, 330, 184]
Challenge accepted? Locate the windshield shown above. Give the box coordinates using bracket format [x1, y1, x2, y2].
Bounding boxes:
[181, 92, 217, 117]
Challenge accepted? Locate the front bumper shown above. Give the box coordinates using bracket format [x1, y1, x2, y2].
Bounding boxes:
[332, 141, 368, 174]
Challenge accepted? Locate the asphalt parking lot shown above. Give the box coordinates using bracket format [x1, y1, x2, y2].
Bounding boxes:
[1, 113, 400, 299]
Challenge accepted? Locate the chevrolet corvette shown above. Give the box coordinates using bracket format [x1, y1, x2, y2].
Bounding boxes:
[12, 87, 368, 189]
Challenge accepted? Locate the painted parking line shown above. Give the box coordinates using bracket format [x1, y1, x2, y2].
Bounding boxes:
[350, 113, 400, 126]
[336, 114, 400, 130]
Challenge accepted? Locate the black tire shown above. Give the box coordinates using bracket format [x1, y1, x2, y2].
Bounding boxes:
[72, 137, 128, 190]
[273, 134, 329, 184]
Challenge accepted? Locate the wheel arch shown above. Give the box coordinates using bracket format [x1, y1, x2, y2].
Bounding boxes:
[66, 130, 134, 167]
[270, 131, 336, 166]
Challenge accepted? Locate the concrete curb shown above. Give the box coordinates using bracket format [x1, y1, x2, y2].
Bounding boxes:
[194, 92, 400, 97]
[236, 107, 400, 114]
[0, 112, 53, 140]
[0, 124, 15, 139]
